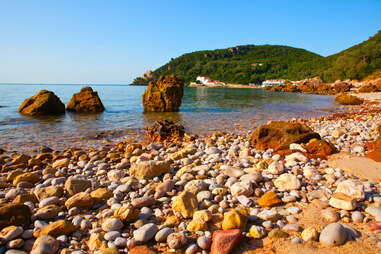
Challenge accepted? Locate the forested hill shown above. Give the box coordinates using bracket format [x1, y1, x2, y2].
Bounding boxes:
[132, 30, 381, 85]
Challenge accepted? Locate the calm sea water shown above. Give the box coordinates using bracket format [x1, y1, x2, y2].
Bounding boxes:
[0, 84, 339, 151]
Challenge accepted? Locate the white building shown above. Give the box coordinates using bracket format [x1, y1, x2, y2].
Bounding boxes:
[262, 79, 287, 87]
[196, 76, 211, 85]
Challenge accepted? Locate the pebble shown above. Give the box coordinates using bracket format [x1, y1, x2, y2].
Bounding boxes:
[319, 223, 347, 246]
[133, 223, 158, 243]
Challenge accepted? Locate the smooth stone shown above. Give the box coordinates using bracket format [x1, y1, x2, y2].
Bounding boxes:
[319, 223, 347, 246]
[155, 227, 173, 242]
[102, 218, 123, 232]
[133, 223, 158, 243]
[31, 235, 59, 254]
[197, 236, 212, 250]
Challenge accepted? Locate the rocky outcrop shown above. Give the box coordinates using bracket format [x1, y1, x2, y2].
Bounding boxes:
[18, 90, 65, 116]
[146, 120, 185, 143]
[334, 93, 363, 105]
[66, 87, 105, 113]
[142, 75, 184, 112]
[250, 121, 321, 152]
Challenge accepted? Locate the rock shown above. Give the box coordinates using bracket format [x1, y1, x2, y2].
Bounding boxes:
[130, 160, 171, 179]
[90, 188, 112, 201]
[64, 177, 92, 196]
[0, 204, 31, 229]
[351, 211, 364, 223]
[268, 228, 289, 239]
[334, 93, 363, 105]
[258, 191, 281, 207]
[13, 173, 40, 185]
[167, 232, 187, 249]
[0, 226, 23, 241]
[65, 192, 94, 209]
[223, 166, 244, 178]
[222, 209, 248, 231]
[329, 192, 357, 211]
[114, 206, 139, 223]
[146, 120, 185, 143]
[301, 227, 318, 241]
[94, 248, 119, 254]
[133, 223, 158, 243]
[31, 235, 59, 254]
[210, 229, 242, 254]
[274, 173, 301, 191]
[249, 225, 266, 239]
[87, 233, 107, 251]
[250, 121, 320, 152]
[34, 205, 61, 220]
[321, 208, 340, 223]
[365, 206, 381, 219]
[129, 246, 156, 254]
[267, 161, 284, 175]
[305, 139, 337, 159]
[155, 180, 175, 198]
[66, 86, 105, 113]
[170, 147, 197, 161]
[187, 219, 208, 232]
[319, 223, 347, 246]
[184, 180, 207, 195]
[34, 186, 64, 201]
[102, 218, 123, 232]
[142, 75, 184, 112]
[257, 209, 279, 221]
[230, 182, 253, 197]
[155, 227, 173, 242]
[197, 236, 211, 250]
[283, 224, 302, 233]
[172, 191, 198, 218]
[18, 90, 65, 116]
[336, 180, 365, 201]
[33, 220, 76, 238]
[131, 196, 155, 208]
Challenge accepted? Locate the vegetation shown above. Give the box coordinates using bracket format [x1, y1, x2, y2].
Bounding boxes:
[133, 30, 380, 85]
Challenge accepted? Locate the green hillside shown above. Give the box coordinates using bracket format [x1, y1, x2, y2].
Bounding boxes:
[133, 30, 381, 85]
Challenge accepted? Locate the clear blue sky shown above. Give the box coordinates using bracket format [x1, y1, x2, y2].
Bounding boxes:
[0, 0, 380, 84]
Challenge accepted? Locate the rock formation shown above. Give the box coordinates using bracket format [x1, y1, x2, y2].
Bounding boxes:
[18, 90, 65, 116]
[142, 75, 184, 112]
[146, 120, 185, 143]
[66, 87, 105, 113]
[250, 121, 321, 152]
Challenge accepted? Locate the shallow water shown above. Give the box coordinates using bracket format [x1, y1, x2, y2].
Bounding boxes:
[0, 84, 339, 151]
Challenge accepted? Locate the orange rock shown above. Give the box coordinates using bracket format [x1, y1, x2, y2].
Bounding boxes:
[305, 139, 337, 159]
[211, 229, 242, 254]
[258, 191, 281, 207]
[18, 90, 65, 116]
[66, 87, 105, 113]
[129, 246, 157, 254]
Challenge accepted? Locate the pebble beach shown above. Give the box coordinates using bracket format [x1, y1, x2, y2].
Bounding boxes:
[1, 94, 381, 254]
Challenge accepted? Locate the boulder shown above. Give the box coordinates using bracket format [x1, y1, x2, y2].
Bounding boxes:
[334, 93, 363, 105]
[0, 204, 31, 229]
[66, 86, 105, 113]
[250, 121, 320, 152]
[142, 75, 184, 112]
[146, 120, 185, 143]
[305, 139, 337, 159]
[129, 160, 171, 179]
[18, 90, 65, 116]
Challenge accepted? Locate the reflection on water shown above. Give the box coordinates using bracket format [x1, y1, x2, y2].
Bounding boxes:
[0, 84, 339, 151]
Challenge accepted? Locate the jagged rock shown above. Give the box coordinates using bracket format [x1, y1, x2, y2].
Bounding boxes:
[18, 90, 65, 116]
[66, 87, 105, 113]
[250, 121, 320, 152]
[146, 120, 185, 143]
[142, 75, 184, 112]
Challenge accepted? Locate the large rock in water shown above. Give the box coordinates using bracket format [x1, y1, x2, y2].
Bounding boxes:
[250, 121, 321, 152]
[142, 75, 184, 112]
[18, 90, 65, 116]
[334, 93, 363, 105]
[66, 86, 105, 113]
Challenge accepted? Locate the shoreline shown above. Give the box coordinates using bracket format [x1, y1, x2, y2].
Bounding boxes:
[0, 96, 381, 253]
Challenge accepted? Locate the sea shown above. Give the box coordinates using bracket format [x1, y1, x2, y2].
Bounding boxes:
[0, 84, 340, 151]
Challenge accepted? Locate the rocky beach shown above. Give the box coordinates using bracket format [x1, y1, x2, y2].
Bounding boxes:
[0, 91, 381, 254]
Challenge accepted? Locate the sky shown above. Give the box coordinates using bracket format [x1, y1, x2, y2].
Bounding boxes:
[0, 0, 380, 84]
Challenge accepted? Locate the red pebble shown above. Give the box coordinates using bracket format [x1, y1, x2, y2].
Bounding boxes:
[211, 229, 242, 254]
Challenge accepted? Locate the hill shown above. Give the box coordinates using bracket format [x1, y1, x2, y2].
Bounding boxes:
[132, 30, 381, 85]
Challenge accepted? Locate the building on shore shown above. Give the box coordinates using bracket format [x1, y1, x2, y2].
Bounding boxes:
[261, 79, 287, 87]
[196, 76, 225, 86]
